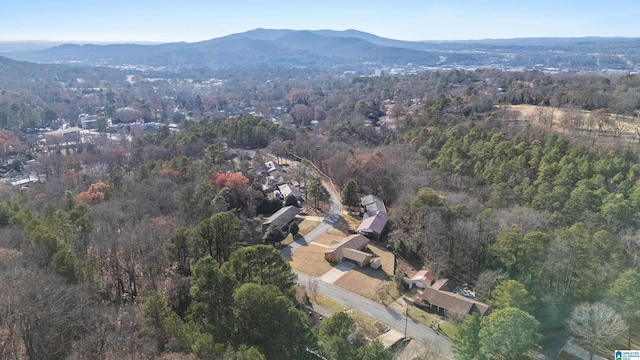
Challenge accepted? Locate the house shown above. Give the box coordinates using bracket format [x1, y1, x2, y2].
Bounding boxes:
[411, 270, 436, 289]
[324, 234, 373, 267]
[361, 195, 387, 214]
[278, 183, 302, 201]
[262, 205, 300, 231]
[357, 211, 388, 240]
[44, 127, 82, 146]
[419, 279, 490, 318]
[263, 172, 287, 191]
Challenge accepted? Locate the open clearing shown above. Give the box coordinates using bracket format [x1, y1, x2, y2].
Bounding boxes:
[333, 243, 396, 302]
[289, 243, 333, 277]
[501, 104, 640, 144]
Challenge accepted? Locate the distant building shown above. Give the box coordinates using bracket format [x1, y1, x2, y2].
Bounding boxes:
[44, 127, 82, 148]
[79, 114, 99, 130]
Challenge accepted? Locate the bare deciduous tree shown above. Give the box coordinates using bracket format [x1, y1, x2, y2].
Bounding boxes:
[568, 302, 628, 360]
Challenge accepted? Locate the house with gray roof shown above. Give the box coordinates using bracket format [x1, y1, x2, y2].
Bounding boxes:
[262, 205, 300, 231]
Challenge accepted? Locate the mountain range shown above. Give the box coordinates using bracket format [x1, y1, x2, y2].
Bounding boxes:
[3, 29, 640, 73]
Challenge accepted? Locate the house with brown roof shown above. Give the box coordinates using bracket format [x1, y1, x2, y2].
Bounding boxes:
[357, 210, 388, 240]
[324, 234, 372, 267]
[419, 279, 490, 318]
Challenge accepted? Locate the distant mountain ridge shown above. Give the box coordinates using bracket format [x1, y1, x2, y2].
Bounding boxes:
[4, 29, 640, 72]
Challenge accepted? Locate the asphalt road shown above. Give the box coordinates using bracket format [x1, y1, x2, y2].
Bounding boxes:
[296, 270, 452, 354]
[279, 169, 453, 357]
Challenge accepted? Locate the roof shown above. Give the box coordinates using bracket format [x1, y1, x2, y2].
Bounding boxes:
[411, 270, 436, 284]
[431, 278, 456, 292]
[342, 248, 372, 264]
[278, 183, 302, 199]
[263, 205, 300, 229]
[361, 195, 387, 213]
[45, 127, 82, 136]
[324, 234, 370, 262]
[420, 283, 490, 317]
[357, 211, 388, 235]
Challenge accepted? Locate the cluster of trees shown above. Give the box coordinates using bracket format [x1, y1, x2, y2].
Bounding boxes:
[4, 53, 640, 358]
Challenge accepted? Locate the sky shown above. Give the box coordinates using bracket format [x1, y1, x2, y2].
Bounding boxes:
[1, 0, 639, 43]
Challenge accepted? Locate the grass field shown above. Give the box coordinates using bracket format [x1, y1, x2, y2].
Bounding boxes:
[288, 243, 333, 277]
[312, 229, 347, 246]
[314, 296, 384, 339]
[281, 219, 321, 245]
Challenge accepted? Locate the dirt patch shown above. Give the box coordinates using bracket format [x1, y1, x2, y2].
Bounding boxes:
[0, 247, 20, 260]
[500, 104, 640, 145]
[333, 244, 395, 302]
[374, 328, 405, 349]
[289, 243, 333, 277]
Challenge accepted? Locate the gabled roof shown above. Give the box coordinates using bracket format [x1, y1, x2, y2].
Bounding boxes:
[357, 211, 388, 235]
[45, 127, 82, 136]
[278, 183, 302, 199]
[262, 205, 299, 229]
[420, 282, 490, 317]
[361, 195, 387, 213]
[324, 234, 370, 262]
[411, 270, 436, 284]
[342, 248, 372, 264]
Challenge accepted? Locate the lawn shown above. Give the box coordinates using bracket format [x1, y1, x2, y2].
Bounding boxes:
[314, 296, 382, 339]
[281, 218, 321, 245]
[405, 304, 458, 340]
[312, 229, 347, 246]
[288, 243, 333, 277]
[333, 213, 362, 232]
[332, 243, 396, 302]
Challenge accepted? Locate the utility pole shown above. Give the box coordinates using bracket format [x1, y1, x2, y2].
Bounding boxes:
[404, 304, 408, 338]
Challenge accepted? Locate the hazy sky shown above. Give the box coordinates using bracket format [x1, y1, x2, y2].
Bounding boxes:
[2, 0, 638, 43]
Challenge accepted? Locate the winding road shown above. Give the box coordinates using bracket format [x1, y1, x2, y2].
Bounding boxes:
[280, 176, 453, 356]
